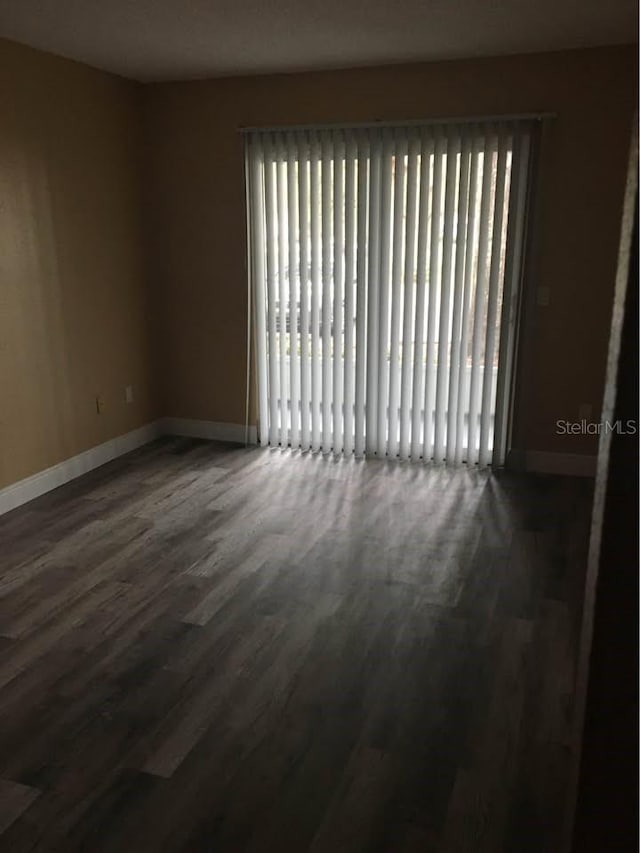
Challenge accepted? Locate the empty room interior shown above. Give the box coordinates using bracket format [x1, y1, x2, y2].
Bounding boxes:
[0, 0, 638, 850]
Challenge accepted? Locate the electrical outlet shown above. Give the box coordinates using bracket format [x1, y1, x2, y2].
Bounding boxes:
[96, 395, 105, 414]
[125, 385, 134, 404]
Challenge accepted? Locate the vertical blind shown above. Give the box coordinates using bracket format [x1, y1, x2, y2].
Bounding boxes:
[245, 120, 532, 466]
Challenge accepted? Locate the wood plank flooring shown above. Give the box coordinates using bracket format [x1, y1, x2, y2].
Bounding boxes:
[0, 438, 593, 851]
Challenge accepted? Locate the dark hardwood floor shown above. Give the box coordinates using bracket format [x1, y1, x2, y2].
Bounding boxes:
[0, 438, 593, 852]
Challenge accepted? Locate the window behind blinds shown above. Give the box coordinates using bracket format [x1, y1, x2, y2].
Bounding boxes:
[245, 120, 533, 465]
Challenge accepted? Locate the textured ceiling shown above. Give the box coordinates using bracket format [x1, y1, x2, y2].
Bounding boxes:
[0, 0, 637, 82]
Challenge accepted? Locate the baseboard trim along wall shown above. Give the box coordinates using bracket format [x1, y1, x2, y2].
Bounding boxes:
[0, 418, 259, 516]
[0, 421, 163, 516]
[1, 424, 594, 517]
[507, 449, 598, 477]
[161, 417, 258, 445]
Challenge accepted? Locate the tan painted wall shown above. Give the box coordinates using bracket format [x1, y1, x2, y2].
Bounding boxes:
[0, 40, 157, 489]
[142, 46, 636, 456]
[0, 41, 635, 492]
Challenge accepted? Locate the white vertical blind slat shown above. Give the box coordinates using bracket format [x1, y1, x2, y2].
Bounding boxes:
[446, 133, 472, 463]
[455, 134, 482, 464]
[411, 132, 433, 459]
[343, 132, 357, 456]
[365, 132, 382, 454]
[298, 133, 311, 450]
[263, 134, 280, 446]
[332, 132, 345, 454]
[388, 132, 407, 458]
[399, 132, 420, 460]
[321, 132, 333, 451]
[434, 130, 459, 461]
[376, 130, 394, 457]
[354, 131, 369, 458]
[309, 131, 322, 451]
[422, 130, 445, 461]
[286, 133, 301, 448]
[275, 134, 289, 447]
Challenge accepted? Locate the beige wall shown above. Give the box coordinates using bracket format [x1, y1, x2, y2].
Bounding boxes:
[0, 42, 635, 492]
[0, 40, 157, 489]
[142, 46, 636, 456]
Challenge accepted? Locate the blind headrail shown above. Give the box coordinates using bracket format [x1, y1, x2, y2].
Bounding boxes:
[237, 113, 554, 134]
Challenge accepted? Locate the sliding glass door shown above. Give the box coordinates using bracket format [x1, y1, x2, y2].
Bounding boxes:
[245, 120, 532, 466]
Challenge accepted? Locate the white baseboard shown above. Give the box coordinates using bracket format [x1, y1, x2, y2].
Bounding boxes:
[507, 449, 597, 477]
[0, 421, 162, 517]
[0, 424, 593, 518]
[161, 417, 258, 446]
[0, 418, 259, 518]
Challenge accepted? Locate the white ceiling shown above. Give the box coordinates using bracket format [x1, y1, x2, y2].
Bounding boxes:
[0, 0, 636, 82]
